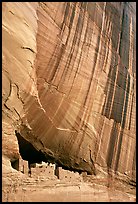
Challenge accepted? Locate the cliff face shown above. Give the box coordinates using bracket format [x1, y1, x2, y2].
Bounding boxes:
[2, 2, 136, 181]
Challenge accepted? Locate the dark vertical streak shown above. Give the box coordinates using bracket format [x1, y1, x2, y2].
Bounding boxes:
[128, 80, 134, 130]
[118, 3, 125, 56]
[47, 2, 70, 83]
[58, 5, 85, 87]
[83, 35, 100, 107]
[121, 73, 130, 129]
[68, 5, 89, 96]
[132, 147, 136, 178]
[114, 73, 130, 172]
[106, 122, 118, 168]
[114, 129, 123, 172]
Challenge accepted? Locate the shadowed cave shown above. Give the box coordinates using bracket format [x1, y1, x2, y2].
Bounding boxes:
[11, 130, 91, 176]
[14, 130, 60, 178]
[15, 130, 45, 164]
[14, 130, 84, 175]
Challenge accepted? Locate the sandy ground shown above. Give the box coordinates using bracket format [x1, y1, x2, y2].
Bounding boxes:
[2, 159, 136, 202]
[17, 183, 136, 202]
[3, 174, 136, 202]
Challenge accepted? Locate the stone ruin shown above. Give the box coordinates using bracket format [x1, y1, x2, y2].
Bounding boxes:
[11, 157, 82, 182]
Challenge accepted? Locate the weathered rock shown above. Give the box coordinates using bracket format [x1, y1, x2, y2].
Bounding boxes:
[2, 1, 136, 184]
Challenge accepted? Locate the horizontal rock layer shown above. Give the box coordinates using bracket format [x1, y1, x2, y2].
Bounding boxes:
[2, 2, 136, 181]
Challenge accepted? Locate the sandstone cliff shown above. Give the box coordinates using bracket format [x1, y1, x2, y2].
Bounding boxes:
[2, 2, 136, 183]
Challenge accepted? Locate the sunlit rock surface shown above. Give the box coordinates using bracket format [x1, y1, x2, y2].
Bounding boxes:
[2, 2, 136, 185]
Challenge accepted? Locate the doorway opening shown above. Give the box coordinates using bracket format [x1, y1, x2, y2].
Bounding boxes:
[11, 159, 19, 171]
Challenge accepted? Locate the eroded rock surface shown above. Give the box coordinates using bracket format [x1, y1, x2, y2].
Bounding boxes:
[2, 2, 136, 194]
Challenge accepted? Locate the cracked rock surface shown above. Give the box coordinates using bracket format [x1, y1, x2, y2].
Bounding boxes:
[2, 2, 136, 200]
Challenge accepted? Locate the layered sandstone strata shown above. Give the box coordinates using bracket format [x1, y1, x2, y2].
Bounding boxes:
[2, 2, 136, 183]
